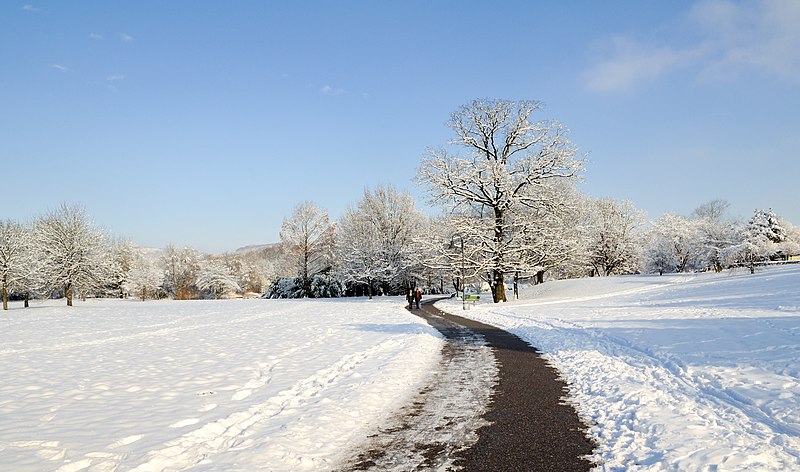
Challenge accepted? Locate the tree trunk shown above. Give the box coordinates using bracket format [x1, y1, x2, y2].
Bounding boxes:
[367, 278, 373, 300]
[492, 208, 507, 303]
[535, 270, 545, 285]
[2, 285, 7, 311]
[65, 283, 73, 307]
[24, 292, 29, 308]
[492, 268, 507, 303]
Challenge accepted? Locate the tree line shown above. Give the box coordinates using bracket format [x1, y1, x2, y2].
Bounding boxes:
[2, 99, 798, 308]
[415, 99, 799, 302]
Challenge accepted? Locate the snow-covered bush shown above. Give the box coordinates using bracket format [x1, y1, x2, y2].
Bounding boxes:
[265, 275, 343, 299]
[264, 277, 300, 299]
[309, 275, 344, 298]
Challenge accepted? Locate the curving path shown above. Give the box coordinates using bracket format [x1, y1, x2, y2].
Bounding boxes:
[341, 298, 596, 471]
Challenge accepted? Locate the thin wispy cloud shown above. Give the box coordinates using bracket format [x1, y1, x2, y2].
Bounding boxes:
[585, 37, 702, 92]
[321, 85, 346, 96]
[52, 64, 72, 72]
[89, 33, 103, 40]
[119, 32, 134, 43]
[584, 0, 800, 92]
[21, 4, 40, 12]
[89, 74, 126, 92]
[690, 0, 800, 83]
[103, 74, 125, 92]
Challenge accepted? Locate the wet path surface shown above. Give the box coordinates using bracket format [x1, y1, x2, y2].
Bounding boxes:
[340, 299, 596, 471]
[339, 303, 498, 471]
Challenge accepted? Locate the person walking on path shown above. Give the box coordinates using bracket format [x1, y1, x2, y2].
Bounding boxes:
[406, 290, 414, 309]
[414, 287, 422, 309]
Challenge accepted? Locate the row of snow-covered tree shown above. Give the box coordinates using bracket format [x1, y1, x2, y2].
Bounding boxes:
[644, 202, 799, 275]
[267, 186, 432, 299]
[2, 99, 798, 307]
[0, 189, 432, 307]
[0, 203, 280, 308]
[2, 194, 796, 309]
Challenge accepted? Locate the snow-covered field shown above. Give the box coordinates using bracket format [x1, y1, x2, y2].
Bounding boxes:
[0, 298, 442, 471]
[3, 266, 798, 471]
[439, 265, 800, 471]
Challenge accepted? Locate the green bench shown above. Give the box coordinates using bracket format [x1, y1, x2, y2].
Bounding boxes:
[462, 294, 480, 309]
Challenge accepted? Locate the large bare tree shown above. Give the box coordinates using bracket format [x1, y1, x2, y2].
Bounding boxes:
[418, 99, 583, 302]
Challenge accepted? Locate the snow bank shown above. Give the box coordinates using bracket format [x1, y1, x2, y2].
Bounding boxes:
[439, 266, 800, 471]
[0, 297, 442, 471]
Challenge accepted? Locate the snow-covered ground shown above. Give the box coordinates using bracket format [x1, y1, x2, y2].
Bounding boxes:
[439, 265, 800, 471]
[3, 266, 798, 471]
[0, 298, 443, 471]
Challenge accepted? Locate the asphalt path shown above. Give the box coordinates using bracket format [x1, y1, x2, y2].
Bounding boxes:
[340, 298, 596, 471]
[421, 300, 596, 471]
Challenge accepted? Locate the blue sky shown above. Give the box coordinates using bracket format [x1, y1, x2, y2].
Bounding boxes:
[2, 1, 798, 253]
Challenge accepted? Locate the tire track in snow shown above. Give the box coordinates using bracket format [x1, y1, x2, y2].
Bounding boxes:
[501, 314, 800, 468]
[0, 310, 289, 356]
[554, 316, 800, 438]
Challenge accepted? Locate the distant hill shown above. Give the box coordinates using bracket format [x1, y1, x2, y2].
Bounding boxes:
[234, 243, 281, 254]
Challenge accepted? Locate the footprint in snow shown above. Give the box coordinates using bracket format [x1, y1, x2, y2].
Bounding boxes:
[107, 434, 143, 449]
[169, 418, 200, 428]
[53, 457, 93, 472]
[232, 389, 253, 401]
